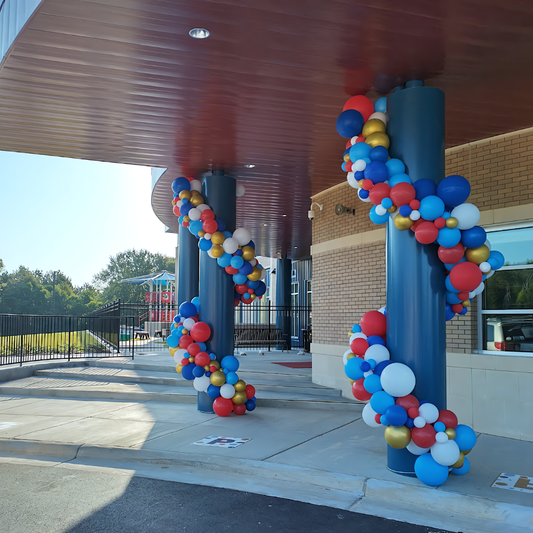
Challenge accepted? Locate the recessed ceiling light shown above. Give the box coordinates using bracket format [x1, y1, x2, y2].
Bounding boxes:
[263, 224, 267, 226]
[189, 28, 210, 39]
[282, 214, 287, 217]
[244, 164, 255, 168]
[294, 246, 298, 249]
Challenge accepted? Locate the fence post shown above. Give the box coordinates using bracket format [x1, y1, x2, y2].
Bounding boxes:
[68, 317, 71, 362]
[131, 318, 135, 361]
[19, 317, 23, 367]
[268, 301, 271, 352]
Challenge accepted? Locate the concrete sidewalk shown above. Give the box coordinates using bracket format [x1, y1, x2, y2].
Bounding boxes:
[0, 351, 531, 533]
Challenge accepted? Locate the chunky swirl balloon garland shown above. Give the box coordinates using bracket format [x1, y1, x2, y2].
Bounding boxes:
[336, 95, 505, 486]
[165, 177, 262, 416]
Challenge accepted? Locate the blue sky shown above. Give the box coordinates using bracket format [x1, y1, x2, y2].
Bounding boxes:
[0, 151, 177, 286]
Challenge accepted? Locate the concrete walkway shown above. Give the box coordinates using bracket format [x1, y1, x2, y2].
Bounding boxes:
[0, 350, 531, 533]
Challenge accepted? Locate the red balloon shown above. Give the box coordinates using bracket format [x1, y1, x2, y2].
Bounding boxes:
[187, 343, 201, 356]
[178, 334, 193, 349]
[241, 296, 252, 304]
[234, 298, 240, 307]
[451, 303, 464, 313]
[343, 95, 374, 121]
[352, 379, 372, 401]
[345, 162, 353, 172]
[410, 218, 424, 232]
[449, 262, 483, 292]
[438, 243, 465, 265]
[457, 291, 469, 301]
[368, 183, 392, 206]
[233, 403, 247, 415]
[374, 414, 382, 424]
[200, 209, 215, 221]
[190, 322, 211, 342]
[408, 407, 419, 419]
[181, 358, 189, 366]
[350, 337, 369, 356]
[203, 219, 218, 234]
[194, 351, 210, 367]
[225, 266, 239, 275]
[172, 205, 181, 216]
[360, 311, 386, 337]
[346, 140, 352, 149]
[415, 221, 438, 245]
[434, 217, 446, 229]
[245, 384, 256, 400]
[411, 425, 436, 448]
[437, 409, 458, 429]
[409, 200, 420, 210]
[396, 394, 419, 411]
[362, 179, 374, 191]
[213, 397, 233, 417]
[356, 137, 366, 143]
[235, 283, 248, 295]
[390, 183, 416, 207]
[247, 289, 254, 294]
[182, 221, 189, 227]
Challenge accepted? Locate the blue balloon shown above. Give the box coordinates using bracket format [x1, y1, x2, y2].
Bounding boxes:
[239, 262, 253, 275]
[437, 227, 462, 248]
[415, 454, 449, 486]
[459, 307, 468, 316]
[437, 175, 471, 208]
[399, 205, 412, 217]
[179, 301, 197, 318]
[380, 415, 389, 426]
[223, 230, 232, 239]
[364, 161, 389, 184]
[246, 279, 259, 289]
[207, 384, 221, 399]
[217, 253, 232, 268]
[341, 162, 347, 171]
[178, 215, 185, 225]
[461, 226, 487, 249]
[454, 424, 477, 451]
[388, 173, 412, 187]
[405, 418, 415, 429]
[255, 281, 266, 297]
[352, 324, 362, 333]
[197, 342, 206, 351]
[181, 363, 195, 381]
[170, 327, 181, 337]
[368, 335, 386, 347]
[419, 195, 445, 221]
[230, 255, 244, 269]
[488, 250, 505, 270]
[166, 335, 179, 348]
[189, 220, 204, 236]
[385, 158, 405, 177]
[374, 97, 387, 113]
[353, 170, 365, 182]
[360, 361, 371, 372]
[444, 257, 466, 271]
[247, 240, 256, 249]
[221, 355, 239, 372]
[198, 238, 212, 251]
[451, 456, 470, 476]
[369, 146, 389, 162]
[358, 189, 369, 200]
[233, 273, 247, 285]
[245, 399, 256, 411]
[446, 291, 462, 305]
[242, 293, 251, 300]
[370, 391, 395, 414]
[349, 142, 372, 162]
[385, 405, 408, 427]
[226, 371, 239, 385]
[192, 365, 205, 378]
[345, 357, 365, 381]
[215, 218, 226, 232]
[173, 315, 181, 324]
[381, 197, 393, 209]
[433, 422, 446, 432]
[171, 177, 190, 194]
[445, 275, 460, 293]
[336, 109, 364, 138]
[180, 202, 192, 216]
[364, 374, 382, 394]
[369, 205, 389, 225]
[414, 178, 437, 200]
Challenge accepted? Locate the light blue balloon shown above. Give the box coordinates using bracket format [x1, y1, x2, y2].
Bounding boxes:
[445, 275, 460, 293]
[226, 372, 239, 385]
[363, 374, 382, 394]
[374, 97, 387, 113]
[352, 324, 362, 333]
[388, 173, 412, 187]
[191, 297, 200, 311]
[385, 158, 405, 177]
[166, 335, 180, 348]
[446, 291, 462, 305]
[488, 250, 505, 270]
[369, 205, 389, 225]
[230, 255, 244, 269]
[233, 273, 247, 285]
[221, 355, 239, 372]
[451, 456, 470, 476]
[370, 391, 395, 414]
[345, 357, 364, 381]
[217, 253, 232, 268]
[419, 195, 445, 221]
[454, 424, 477, 451]
[415, 454, 449, 487]
[349, 142, 372, 162]
[198, 238, 212, 251]
[437, 227, 462, 248]
[223, 230, 233, 239]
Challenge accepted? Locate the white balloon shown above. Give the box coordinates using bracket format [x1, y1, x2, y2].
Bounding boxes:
[419, 402, 439, 423]
[350, 136, 360, 146]
[484, 239, 492, 251]
[173, 348, 188, 364]
[431, 440, 460, 467]
[378, 307, 386, 315]
[485, 270, 495, 279]
[260, 269, 267, 280]
[190, 179, 202, 192]
[406, 440, 430, 456]
[204, 233, 212, 240]
[193, 375, 210, 392]
[479, 262, 491, 273]
[380, 363, 416, 397]
[233, 227, 252, 246]
[343, 349, 353, 365]
[353, 159, 367, 172]
[435, 431, 449, 443]
[363, 370, 374, 378]
[368, 111, 388, 125]
[188, 208, 201, 221]
[220, 383, 235, 399]
[376, 205, 387, 216]
[183, 318, 196, 330]
[196, 204, 210, 212]
[410, 210, 421, 221]
[349, 332, 367, 344]
[362, 403, 381, 427]
[347, 172, 360, 189]
[364, 344, 390, 365]
[414, 416, 426, 428]
[450, 203, 480, 230]
[222, 237, 239, 254]
[207, 249, 215, 259]
[236, 183, 246, 197]
[390, 210, 400, 219]
[250, 259, 257, 267]
[177, 200, 183, 208]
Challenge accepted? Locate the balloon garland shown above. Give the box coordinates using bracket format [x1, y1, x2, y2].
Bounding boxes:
[336, 95, 504, 486]
[165, 178, 261, 417]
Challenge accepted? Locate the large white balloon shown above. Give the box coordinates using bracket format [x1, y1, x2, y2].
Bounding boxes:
[188, 208, 201, 221]
[362, 403, 381, 428]
[183, 318, 196, 330]
[406, 440, 430, 456]
[196, 204, 210, 212]
[193, 375, 210, 392]
[220, 383, 236, 399]
[418, 402, 439, 424]
[431, 440, 460, 466]
[364, 344, 390, 365]
[451, 203, 480, 230]
[347, 172, 360, 189]
[223, 238, 239, 254]
[353, 159, 367, 172]
[236, 183, 246, 197]
[190, 179, 202, 192]
[380, 363, 416, 397]
[233, 227, 252, 246]
[173, 348, 188, 363]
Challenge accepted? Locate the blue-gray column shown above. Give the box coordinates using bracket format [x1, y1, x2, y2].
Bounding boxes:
[386, 81, 446, 475]
[276, 257, 292, 350]
[177, 225, 199, 306]
[198, 170, 236, 412]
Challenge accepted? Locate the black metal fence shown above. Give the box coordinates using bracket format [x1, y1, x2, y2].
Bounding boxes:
[0, 313, 136, 366]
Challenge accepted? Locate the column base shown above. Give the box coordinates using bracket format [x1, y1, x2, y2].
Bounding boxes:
[387, 446, 416, 477]
[197, 391, 214, 413]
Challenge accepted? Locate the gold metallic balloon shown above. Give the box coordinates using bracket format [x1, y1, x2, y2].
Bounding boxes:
[445, 428, 457, 440]
[183, 216, 190, 223]
[394, 215, 414, 231]
[463, 448, 472, 456]
[384, 425, 411, 449]
[172, 199, 177, 206]
[388, 206, 397, 213]
[250, 294, 256, 300]
[189, 194, 204, 207]
[348, 379, 355, 385]
[182, 328, 188, 334]
[247, 266, 261, 281]
[210, 360, 221, 370]
[176, 364, 183, 374]
[211, 244, 224, 258]
[462, 300, 470, 308]
[465, 244, 490, 265]
[189, 356, 194, 363]
[346, 353, 356, 361]
[241, 246, 255, 261]
[445, 217, 458, 229]
[169, 346, 179, 356]
[362, 118, 386, 138]
[210, 370, 226, 386]
[204, 365, 210, 371]
[365, 131, 390, 149]
[179, 190, 192, 200]
[198, 231, 205, 238]
[234, 379, 247, 392]
[344, 153, 351, 163]
[451, 451, 465, 469]
[232, 391, 247, 405]
[211, 231, 225, 245]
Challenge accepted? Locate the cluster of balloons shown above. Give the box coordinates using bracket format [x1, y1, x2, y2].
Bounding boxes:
[171, 176, 267, 306]
[343, 309, 477, 487]
[166, 299, 257, 416]
[336, 95, 505, 321]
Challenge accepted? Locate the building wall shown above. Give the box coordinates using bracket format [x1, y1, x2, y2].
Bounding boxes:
[311, 127, 533, 441]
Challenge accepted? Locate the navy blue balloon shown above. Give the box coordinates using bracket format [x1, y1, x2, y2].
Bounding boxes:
[245, 399, 256, 411]
[181, 364, 195, 381]
[255, 281, 266, 297]
[179, 301, 197, 318]
[385, 405, 408, 427]
[358, 189, 369, 200]
[446, 291, 462, 305]
[437, 175, 471, 208]
[172, 177, 190, 194]
[239, 262, 253, 276]
[368, 335, 386, 347]
[180, 202, 192, 216]
[207, 384, 221, 399]
[247, 279, 260, 289]
[336, 109, 364, 138]
[247, 240, 256, 250]
[445, 304, 456, 321]
[369, 146, 389, 162]
[459, 307, 468, 315]
[399, 205, 412, 217]
[461, 226, 486, 249]
[364, 161, 389, 184]
[413, 178, 437, 200]
[192, 365, 205, 378]
[215, 218, 226, 232]
[353, 170, 365, 181]
[405, 418, 415, 429]
[373, 359, 394, 376]
[235, 249, 243, 256]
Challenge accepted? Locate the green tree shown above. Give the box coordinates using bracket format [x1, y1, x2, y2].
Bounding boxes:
[0, 266, 50, 314]
[93, 249, 174, 304]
